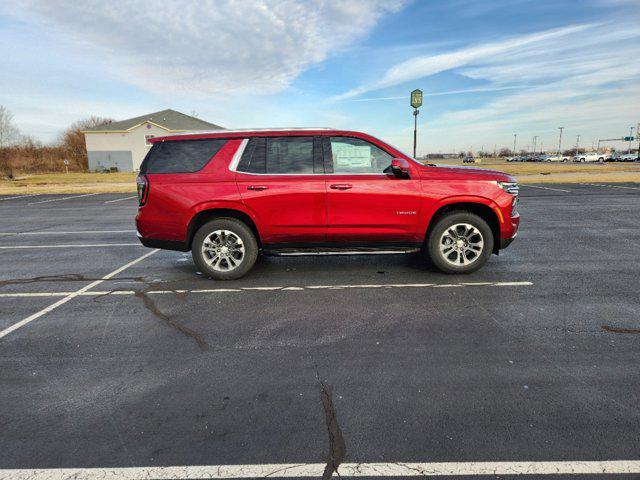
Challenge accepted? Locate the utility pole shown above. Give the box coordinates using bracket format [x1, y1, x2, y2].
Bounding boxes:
[629, 126, 635, 154]
[410, 89, 423, 158]
[575, 134, 580, 157]
[557, 127, 564, 159]
[513, 134, 517, 155]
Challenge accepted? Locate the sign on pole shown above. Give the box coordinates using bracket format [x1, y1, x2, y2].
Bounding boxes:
[410, 89, 423, 109]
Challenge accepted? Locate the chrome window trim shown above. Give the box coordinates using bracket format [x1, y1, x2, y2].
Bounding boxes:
[233, 171, 389, 177]
[229, 136, 393, 176]
[228, 138, 249, 172]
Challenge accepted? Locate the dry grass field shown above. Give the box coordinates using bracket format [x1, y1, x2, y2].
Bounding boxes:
[0, 173, 137, 194]
[434, 158, 640, 183]
[1, 161, 639, 194]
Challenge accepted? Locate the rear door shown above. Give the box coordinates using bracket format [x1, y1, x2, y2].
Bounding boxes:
[234, 136, 326, 244]
[324, 136, 423, 244]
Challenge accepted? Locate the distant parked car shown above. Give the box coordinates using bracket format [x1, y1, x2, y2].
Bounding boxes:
[544, 154, 570, 162]
[463, 156, 478, 163]
[574, 152, 606, 162]
[604, 153, 618, 162]
[619, 153, 640, 162]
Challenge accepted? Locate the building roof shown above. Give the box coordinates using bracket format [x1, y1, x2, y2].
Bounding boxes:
[83, 109, 223, 133]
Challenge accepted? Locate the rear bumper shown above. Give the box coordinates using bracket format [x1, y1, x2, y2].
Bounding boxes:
[137, 233, 188, 252]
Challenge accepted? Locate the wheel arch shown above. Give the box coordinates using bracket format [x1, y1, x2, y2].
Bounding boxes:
[426, 201, 501, 254]
[186, 207, 262, 250]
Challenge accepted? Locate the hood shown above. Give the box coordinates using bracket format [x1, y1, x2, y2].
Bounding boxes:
[417, 163, 516, 183]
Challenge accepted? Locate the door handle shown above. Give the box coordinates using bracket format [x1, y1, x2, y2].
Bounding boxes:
[330, 184, 352, 190]
[247, 185, 268, 191]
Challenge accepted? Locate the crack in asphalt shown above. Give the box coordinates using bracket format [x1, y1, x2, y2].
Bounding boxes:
[314, 366, 346, 480]
[0, 274, 144, 288]
[132, 289, 209, 350]
[0, 273, 209, 350]
[91, 284, 209, 351]
[602, 325, 640, 334]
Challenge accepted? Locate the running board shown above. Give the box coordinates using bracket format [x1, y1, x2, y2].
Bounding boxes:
[264, 247, 421, 256]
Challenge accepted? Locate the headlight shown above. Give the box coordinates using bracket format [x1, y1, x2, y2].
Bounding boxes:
[497, 181, 519, 195]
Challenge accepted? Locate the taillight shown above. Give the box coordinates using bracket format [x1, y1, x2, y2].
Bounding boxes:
[136, 175, 149, 206]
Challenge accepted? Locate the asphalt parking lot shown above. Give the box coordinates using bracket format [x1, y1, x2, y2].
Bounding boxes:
[1, 184, 640, 479]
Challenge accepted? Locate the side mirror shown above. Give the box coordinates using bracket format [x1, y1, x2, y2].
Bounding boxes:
[390, 157, 410, 178]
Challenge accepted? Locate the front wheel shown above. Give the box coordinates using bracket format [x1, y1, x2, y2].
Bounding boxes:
[192, 218, 258, 280]
[427, 212, 494, 274]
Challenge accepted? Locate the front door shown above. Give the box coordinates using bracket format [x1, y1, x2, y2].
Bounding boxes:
[324, 136, 423, 244]
[235, 136, 326, 244]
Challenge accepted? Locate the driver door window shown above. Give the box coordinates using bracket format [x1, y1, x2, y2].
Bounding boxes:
[329, 137, 393, 174]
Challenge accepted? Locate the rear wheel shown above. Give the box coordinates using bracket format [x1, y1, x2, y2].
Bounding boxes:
[427, 212, 494, 274]
[192, 218, 258, 280]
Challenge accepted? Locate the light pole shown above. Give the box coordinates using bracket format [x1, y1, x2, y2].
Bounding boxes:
[532, 136, 538, 155]
[410, 89, 423, 158]
[575, 134, 580, 157]
[629, 126, 635, 154]
[513, 134, 517, 156]
[557, 127, 564, 159]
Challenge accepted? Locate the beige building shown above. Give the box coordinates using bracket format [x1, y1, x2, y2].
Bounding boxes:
[83, 109, 223, 172]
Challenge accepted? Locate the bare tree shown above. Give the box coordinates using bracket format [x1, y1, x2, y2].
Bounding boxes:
[59, 116, 114, 170]
[0, 105, 21, 148]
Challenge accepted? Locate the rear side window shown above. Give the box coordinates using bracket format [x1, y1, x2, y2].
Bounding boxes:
[140, 139, 227, 174]
[236, 136, 314, 174]
[237, 137, 266, 173]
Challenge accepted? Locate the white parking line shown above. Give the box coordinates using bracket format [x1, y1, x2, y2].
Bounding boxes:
[28, 193, 100, 205]
[0, 230, 136, 236]
[0, 243, 140, 249]
[0, 249, 158, 339]
[1, 460, 639, 479]
[0, 281, 534, 298]
[580, 183, 640, 190]
[519, 184, 571, 193]
[104, 195, 137, 204]
[0, 194, 40, 201]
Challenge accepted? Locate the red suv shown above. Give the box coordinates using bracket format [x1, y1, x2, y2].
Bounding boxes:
[136, 129, 519, 279]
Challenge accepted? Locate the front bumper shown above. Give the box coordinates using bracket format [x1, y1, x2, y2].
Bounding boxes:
[500, 233, 517, 249]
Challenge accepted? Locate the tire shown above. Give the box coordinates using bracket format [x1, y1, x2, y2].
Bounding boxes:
[191, 218, 258, 280]
[427, 211, 494, 274]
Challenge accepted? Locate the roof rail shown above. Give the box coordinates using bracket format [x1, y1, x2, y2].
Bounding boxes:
[168, 127, 336, 136]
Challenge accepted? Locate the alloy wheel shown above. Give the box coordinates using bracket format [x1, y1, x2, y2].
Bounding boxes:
[438, 223, 484, 267]
[202, 229, 245, 271]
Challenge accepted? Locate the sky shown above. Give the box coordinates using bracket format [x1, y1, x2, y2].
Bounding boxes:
[1, 0, 639, 155]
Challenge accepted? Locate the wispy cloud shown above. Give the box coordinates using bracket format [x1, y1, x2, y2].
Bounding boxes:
[8, 0, 407, 95]
[345, 85, 527, 102]
[330, 23, 593, 101]
[368, 14, 640, 152]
